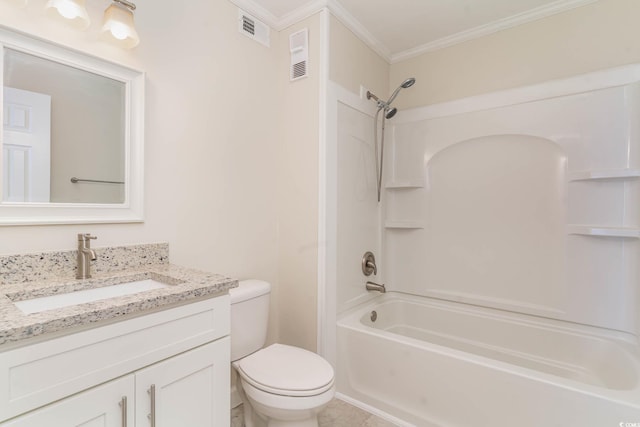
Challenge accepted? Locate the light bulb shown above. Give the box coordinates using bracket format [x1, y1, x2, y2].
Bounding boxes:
[45, 0, 90, 30]
[109, 23, 129, 40]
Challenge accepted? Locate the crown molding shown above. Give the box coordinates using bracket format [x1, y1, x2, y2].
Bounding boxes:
[325, 0, 391, 62]
[276, 0, 328, 30]
[228, 0, 599, 65]
[390, 0, 600, 63]
[226, 0, 391, 60]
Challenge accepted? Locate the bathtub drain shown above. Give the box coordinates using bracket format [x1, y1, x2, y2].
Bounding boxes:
[370, 310, 377, 322]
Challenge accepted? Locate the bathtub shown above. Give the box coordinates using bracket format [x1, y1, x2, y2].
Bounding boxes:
[336, 292, 640, 427]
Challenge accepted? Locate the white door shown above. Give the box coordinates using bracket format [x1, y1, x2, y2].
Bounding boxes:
[2, 375, 134, 427]
[135, 338, 230, 427]
[2, 86, 51, 202]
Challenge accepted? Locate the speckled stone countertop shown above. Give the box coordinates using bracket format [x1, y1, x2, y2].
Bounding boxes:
[0, 243, 237, 347]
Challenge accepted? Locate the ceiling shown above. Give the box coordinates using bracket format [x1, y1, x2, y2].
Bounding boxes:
[231, 0, 598, 62]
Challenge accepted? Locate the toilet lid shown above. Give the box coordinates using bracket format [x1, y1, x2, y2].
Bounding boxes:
[235, 343, 335, 397]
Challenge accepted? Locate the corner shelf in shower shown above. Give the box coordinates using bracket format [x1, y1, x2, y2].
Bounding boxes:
[567, 225, 640, 238]
[569, 169, 640, 181]
[385, 181, 424, 189]
[385, 221, 424, 229]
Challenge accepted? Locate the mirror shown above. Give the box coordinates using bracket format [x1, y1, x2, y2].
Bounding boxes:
[0, 26, 144, 225]
[4, 48, 126, 205]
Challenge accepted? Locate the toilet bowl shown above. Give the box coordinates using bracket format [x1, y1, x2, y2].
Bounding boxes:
[230, 280, 335, 427]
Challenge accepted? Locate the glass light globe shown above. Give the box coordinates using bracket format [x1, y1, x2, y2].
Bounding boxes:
[45, 0, 90, 30]
[101, 3, 140, 48]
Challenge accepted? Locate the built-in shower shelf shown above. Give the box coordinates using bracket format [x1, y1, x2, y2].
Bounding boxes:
[569, 169, 640, 181]
[385, 221, 424, 229]
[567, 225, 640, 238]
[385, 181, 424, 189]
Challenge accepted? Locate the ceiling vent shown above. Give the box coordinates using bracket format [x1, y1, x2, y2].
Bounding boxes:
[289, 28, 308, 81]
[238, 9, 270, 47]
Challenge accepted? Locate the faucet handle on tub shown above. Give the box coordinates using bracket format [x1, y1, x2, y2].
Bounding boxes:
[362, 251, 377, 276]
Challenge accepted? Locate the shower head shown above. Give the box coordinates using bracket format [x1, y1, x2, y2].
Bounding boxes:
[387, 77, 416, 105]
[366, 77, 416, 120]
[401, 77, 416, 89]
[385, 107, 397, 119]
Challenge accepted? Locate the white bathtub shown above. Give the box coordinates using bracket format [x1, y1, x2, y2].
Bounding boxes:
[336, 292, 640, 426]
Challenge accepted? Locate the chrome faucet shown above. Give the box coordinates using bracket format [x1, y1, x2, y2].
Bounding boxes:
[366, 281, 386, 293]
[76, 233, 97, 279]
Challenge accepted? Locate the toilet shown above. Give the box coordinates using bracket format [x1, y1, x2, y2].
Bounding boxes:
[230, 279, 335, 427]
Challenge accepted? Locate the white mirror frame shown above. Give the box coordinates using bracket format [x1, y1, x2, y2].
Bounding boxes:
[0, 26, 144, 225]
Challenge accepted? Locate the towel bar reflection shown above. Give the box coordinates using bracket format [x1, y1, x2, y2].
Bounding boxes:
[70, 177, 125, 184]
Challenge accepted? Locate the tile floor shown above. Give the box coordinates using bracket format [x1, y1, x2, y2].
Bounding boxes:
[231, 398, 398, 426]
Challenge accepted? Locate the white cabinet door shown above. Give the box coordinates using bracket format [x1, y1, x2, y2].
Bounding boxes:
[2, 375, 134, 427]
[135, 338, 230, 427]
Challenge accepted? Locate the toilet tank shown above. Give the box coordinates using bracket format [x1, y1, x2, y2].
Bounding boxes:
[229, 279, 271, 362]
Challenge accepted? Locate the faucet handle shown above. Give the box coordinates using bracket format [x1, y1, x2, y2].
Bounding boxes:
[78, 233, 97, 242]
[362, 251, 377, 276]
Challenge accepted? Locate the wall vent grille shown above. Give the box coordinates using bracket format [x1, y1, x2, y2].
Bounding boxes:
[292, 61, 307, 80]
[238, 9, 270, 47]
[242, 16, 255, 35]
[289, 28, 309, 81]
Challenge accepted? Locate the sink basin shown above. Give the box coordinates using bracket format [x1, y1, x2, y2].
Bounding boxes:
[13, 279, 170, 315]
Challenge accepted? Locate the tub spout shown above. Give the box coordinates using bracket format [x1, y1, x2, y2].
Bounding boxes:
[366, 281, 386, 293]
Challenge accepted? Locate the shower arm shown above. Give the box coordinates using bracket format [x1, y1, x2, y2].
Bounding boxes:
[366, 91, 388, 110]
[367, 78, 415, 111]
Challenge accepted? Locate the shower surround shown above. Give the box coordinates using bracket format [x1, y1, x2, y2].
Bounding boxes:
[325, 64, 640, 425]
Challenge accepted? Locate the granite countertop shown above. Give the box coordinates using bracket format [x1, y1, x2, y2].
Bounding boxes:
[0, 244, 237, 347]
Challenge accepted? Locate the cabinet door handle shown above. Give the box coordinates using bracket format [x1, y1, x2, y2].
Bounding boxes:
[148, 384, 156, 427]
[119, 396, 127, 427]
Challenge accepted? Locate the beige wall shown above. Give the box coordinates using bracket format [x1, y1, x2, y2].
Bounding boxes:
[329, 15, 389, 98]
[391, 0, 640, 109]
[0, 0, 281, 290]
[274, 12, 322, 351]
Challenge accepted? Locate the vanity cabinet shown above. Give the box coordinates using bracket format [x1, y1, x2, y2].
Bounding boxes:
[0, 296, 230, 426]
[135, 338, 229, 426]
[2, 375, 135, 427]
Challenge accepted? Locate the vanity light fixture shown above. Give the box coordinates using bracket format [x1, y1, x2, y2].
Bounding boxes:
[45, 0, 91, 30]
[101, 0, 139, 48]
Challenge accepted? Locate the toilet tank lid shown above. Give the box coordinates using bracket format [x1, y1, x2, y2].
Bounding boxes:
[229, 279, 271, 304]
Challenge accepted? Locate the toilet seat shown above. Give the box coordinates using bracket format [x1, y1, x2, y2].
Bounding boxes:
[234, 343, 335, 397]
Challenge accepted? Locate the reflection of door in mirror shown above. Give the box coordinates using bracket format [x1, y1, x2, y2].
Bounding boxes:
[2, 87, 51, 202]
[3, 48, 126, 205]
